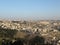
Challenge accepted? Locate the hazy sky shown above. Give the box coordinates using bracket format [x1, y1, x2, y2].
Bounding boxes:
[0, 0, 60, 20]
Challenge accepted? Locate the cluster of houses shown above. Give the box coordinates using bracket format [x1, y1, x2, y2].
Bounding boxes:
[0, 20, 60, 45]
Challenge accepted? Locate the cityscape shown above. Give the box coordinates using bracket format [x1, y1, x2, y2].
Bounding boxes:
[0, 20, 60, 45]
[0, 0, 60, 45]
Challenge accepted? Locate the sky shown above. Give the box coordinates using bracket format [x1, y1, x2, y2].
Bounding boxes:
[0, 0, 60, 20]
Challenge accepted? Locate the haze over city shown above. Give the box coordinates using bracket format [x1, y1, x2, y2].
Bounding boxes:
[0, 0, 60, 45]
[0, 0, 60, 20]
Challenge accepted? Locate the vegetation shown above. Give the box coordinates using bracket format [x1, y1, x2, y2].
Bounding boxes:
[0, 27, 18, 38]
